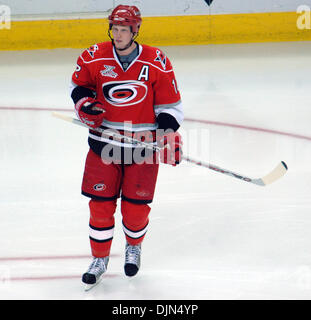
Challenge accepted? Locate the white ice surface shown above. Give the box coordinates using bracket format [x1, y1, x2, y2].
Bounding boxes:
[0, 41, 311, 300]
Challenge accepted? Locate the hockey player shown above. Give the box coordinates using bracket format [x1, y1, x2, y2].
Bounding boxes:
[70, 4, 184, 289]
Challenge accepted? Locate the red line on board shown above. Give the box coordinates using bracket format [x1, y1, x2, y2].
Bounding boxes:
[1, 106, 311, 142]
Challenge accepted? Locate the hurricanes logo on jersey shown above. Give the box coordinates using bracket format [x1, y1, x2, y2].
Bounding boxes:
[93, 183, 106, 191]
[102, 81, 148, 107]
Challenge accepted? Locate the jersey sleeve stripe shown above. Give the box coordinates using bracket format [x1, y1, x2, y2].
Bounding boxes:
[154, 100, 182, 110]
[69, 80, 78, 96]
[154, 100, 184, 125]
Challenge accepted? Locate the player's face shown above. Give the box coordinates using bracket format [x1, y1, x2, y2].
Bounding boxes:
[111, 25, 134, 50]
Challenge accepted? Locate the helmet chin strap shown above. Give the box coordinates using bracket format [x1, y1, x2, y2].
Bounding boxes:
[108, 28, 138, 52]
[114, 39, 134, 51]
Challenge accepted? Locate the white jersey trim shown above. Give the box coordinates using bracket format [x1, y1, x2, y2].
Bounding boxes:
[80, 56, 115, 64]
[136, 59, 174, 73]
[154, 100, 184, 125]
[112, 44, 143, 72]
[69, 80, 78, 96]
[100, 119, 158, 132]
[78, 45, 173, 73]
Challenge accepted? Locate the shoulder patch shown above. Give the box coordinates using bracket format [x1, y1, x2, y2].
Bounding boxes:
[139, 45, 173, 72]
[80, 42, 112, 62]
[154, 49, 167, 70]
[87, 44, 99, 59]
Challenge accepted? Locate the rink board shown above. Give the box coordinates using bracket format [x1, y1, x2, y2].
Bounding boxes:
[0, 11, 310, 50]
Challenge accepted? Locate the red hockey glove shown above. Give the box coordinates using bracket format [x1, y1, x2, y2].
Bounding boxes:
[157, 131, 183, 166]
[75, 97, 106, 129]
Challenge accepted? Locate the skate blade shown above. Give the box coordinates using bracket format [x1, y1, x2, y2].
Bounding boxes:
[84, 283, 97, 291]
[83, 275, 104, 292]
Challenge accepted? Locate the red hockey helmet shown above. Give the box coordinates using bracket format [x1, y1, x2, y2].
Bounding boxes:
[108, 5, 142, 34]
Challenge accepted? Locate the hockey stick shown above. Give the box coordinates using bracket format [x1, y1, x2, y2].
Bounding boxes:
[51, 112, 288, 186]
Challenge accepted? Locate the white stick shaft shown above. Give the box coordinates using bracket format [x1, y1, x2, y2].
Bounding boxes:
[52, 112, 288, 186]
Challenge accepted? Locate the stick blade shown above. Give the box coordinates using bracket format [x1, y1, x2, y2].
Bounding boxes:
[51, 111, 74, 123]
[255, 161, 288, 186]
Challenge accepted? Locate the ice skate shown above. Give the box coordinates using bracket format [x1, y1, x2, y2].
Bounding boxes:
[124, 242, 141, 277]
[82, 256, 109, 291]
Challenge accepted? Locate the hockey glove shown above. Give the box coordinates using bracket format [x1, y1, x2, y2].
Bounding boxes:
[75, 97, 106, 129]
[157, 131, 183, 166]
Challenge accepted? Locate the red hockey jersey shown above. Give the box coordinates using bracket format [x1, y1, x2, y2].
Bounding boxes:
[71, 41, 183, 155]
